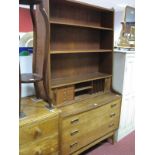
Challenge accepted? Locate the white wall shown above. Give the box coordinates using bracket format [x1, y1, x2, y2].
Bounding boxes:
[20, 55, 35, 97]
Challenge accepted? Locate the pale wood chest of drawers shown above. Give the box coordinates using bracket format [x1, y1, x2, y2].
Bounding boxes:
[59, 93, 121, 155]
[19, 98, 60, 155]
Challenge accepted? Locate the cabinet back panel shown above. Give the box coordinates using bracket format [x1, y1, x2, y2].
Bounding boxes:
[50, 0, 102, 27]
[51, 53, 99, 79]
[51, 25, 100, 50]
[99, 53, 113, 74]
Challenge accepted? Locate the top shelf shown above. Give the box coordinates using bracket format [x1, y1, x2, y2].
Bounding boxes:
[50, 19, 113, 31]
[51, 72, 112, 89]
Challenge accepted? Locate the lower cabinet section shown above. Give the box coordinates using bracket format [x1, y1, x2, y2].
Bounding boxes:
[19, 94, 121, 155]
[60, 99, 121, 155]
[20, 137, 58, 155]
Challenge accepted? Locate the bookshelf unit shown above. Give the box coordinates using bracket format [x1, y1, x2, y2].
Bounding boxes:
[35, 0, 121, 154]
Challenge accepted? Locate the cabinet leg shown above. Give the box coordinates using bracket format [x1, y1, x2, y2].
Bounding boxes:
[107, 134, 115, 145]
[111, 134, 115, 144]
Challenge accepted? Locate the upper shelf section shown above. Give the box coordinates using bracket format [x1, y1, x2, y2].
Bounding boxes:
[50, 19, 113, 31]
[50, 0, 114, 30]
[51, 72, 112, 89]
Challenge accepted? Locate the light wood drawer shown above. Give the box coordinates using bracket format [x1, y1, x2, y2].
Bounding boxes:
[20, 136, 58, 155]
[61, 117, 120, 155]
[61, 109, 120, 142]
[20, 115, 58, 145]
[62, 103, 110, 130]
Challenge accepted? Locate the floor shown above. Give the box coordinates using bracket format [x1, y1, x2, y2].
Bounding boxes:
[81, 131, 135, 155]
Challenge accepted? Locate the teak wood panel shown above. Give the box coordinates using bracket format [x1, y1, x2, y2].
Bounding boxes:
[50, 0, 113, 28]
[35, 0, 51, 100]
[99, 53, 113, 75]
[51, 53, 100, 79]
[50, 24, 113, 51]
[51, 25, 101, 50]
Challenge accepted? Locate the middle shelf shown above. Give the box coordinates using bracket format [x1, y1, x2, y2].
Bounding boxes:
[51, 72, 112, 89]
[50, 49, 112, 54]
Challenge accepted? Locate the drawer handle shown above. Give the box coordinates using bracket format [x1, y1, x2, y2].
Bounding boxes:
[70, 130, 79, 136]
[70, 142, 78, 148]
[33, 127, 42, 138]
[34, 148, 42, 155]
[71, 118, 79, 124]
[111, 103, 117, 108]
[50, 148, 54, 153]
[110, 113, 116, 117]
[109, 123, 115, 128]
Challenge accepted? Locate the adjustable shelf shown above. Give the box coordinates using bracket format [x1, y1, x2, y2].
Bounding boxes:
[50, 49, 112, 54]
[51, 72, 112, 89]
[50, 19, 113, 31]
[75, 86, 93, 93]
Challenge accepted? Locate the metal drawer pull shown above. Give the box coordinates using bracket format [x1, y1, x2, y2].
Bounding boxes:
[110, 113, 116, 117]
[33, 127, 42, 138]
[71, 118, 79, 124]
[34, 148, 42, 155]
[70, 130, 79, 136]
[109, 123, 114, 128]
[70, 142, 78, 148]
[111, 103, 117, 108]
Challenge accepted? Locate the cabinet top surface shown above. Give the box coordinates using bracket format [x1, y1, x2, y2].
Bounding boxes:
[59, 92, 121, 118]
[20, 97, 60, 125]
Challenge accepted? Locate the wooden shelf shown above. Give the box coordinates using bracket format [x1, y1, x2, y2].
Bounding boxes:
[50, 19, 113, 31]
[51, 72, 112, 89]
[50, 49, 112, 54]
[75, 86, 92, 92]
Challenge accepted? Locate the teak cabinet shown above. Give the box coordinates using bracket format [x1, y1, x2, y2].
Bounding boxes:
[35, 0, 115, 106]
[19, 0, 122, 155]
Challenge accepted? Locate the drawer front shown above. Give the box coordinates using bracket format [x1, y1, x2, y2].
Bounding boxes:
[56, 86, 74, 105]
[61, 110, 120, 142]
[62, 99, 121, 131]
[20, 137, 58, 155]
[20, 115, 58, 145]
[62, 103, 110, 130]
[61, 117, 120, 155]
[61, 100, 121, 154]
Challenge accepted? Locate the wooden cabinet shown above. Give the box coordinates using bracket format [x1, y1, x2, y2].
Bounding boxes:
[59, 93, 121, 155]
[35, 0, 115, 106]
[33, 0, 122, 154]
[19, 98, 60, 155]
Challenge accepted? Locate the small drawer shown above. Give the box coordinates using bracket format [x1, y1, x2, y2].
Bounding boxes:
[55, 85, 74, 105]
[20, 136, 58, 155]
[20, 115, 58, 145]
